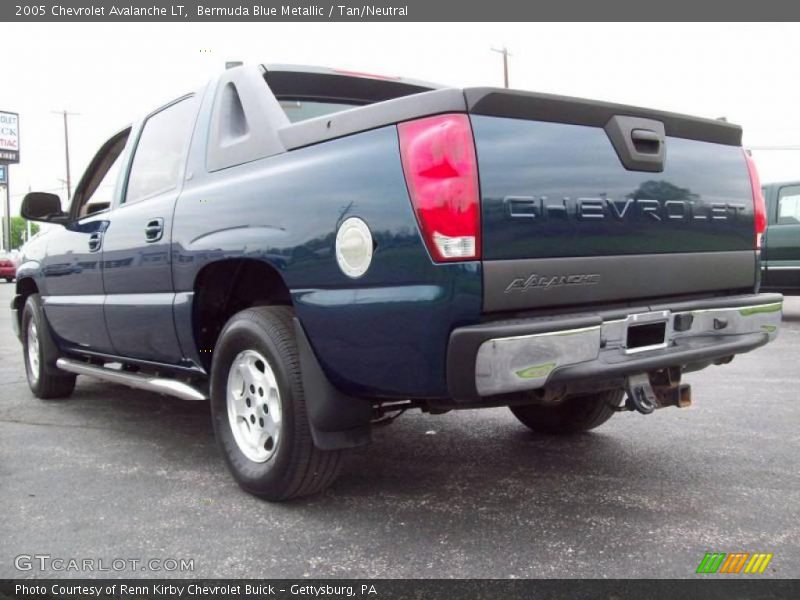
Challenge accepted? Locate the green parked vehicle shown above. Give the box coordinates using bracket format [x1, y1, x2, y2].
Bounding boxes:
[761, 182, 800, 295]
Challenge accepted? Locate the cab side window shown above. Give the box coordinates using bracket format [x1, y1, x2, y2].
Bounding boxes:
[124, 96, 197, 205]
[71, 128, 130, 220]
[777, 186, 800, 225]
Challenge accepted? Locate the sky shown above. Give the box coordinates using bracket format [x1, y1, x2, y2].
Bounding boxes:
[2, 22, 799, 217]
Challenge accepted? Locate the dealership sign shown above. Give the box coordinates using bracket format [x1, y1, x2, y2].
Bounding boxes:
[0, 111, 20, 163]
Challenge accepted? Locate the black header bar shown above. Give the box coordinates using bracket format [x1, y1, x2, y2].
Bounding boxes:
[4, 0, 800, 22]
[2, 579, 800, 600]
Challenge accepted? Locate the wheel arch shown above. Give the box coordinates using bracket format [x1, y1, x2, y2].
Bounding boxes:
[191, 258, 292, 371]
[12, 277, 40, 338]
[192, 258, 373, 451]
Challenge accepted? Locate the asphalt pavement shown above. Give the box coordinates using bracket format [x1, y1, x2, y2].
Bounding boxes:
[0, 282, 798, 578]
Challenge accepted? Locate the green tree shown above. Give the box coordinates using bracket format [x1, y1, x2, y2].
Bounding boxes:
[9, 217, 40, 249]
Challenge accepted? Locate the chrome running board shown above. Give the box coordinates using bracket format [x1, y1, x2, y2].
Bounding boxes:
[56, 358, 207, 401]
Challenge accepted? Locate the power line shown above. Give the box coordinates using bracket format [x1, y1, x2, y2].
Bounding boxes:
[8, 185, 67, 200]
[748, 145, 800, 151]
[8, 181, 116, 201]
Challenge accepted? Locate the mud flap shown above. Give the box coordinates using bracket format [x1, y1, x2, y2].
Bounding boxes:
[293, 318, 372, 450]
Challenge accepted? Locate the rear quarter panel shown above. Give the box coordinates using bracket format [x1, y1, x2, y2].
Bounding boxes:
[174, 125, 481, 399]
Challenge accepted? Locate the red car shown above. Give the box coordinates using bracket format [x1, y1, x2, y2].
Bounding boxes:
[0, 251, 17, 282]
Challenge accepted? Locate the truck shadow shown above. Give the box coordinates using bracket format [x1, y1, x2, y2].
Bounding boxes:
[331, 412, 699, 504]
[62, 379, 704, 510]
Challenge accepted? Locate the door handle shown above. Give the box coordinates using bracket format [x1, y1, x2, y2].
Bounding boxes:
[88, 232, 103, 253]
[145, 218, 165, 243]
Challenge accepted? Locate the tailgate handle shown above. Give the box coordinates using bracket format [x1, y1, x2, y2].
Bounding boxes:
[605, 116, 666, 173]
[631, 128, 661, 154]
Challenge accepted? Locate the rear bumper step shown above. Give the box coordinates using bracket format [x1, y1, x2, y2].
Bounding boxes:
[56, 358, 207, 402]
[447, 293, 782, 400]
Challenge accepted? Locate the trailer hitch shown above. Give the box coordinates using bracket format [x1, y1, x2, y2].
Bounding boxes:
[625, 373, 657, 414]
[624, 370, 692, 415]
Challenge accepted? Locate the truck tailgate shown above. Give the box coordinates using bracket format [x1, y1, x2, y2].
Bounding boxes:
[465, 88, 757, 312]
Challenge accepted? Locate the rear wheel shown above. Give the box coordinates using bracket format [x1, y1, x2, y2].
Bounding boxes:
[510, 389, 623, 435]
[21, 294, 76, 399]
[210, 306, 342, 501]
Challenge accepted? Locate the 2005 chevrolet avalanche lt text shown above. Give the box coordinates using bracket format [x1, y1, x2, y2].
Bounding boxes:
[11, 64, 782, 500]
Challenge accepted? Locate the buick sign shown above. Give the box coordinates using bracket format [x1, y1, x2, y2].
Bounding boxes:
[0, 111, 20, 163]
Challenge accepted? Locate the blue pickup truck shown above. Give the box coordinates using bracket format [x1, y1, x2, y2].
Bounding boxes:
[13, 65, 783, 500]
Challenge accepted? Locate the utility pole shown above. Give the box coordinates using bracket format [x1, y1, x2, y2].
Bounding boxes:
[491, 46, 511, 88]
[52, 110, 79, 202]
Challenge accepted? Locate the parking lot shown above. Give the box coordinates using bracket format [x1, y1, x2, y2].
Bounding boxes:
[0, 282, 798, 579]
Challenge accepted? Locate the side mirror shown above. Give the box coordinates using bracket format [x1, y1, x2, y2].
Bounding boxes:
[21, 192, 69, 225]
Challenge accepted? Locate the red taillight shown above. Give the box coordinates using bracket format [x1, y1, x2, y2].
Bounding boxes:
[398, 113, 480, 262]
[744, 149, 767, 249]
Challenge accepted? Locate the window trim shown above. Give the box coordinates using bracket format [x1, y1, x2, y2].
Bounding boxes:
[777, 185, 800, 226]
[277, 98, 363, 123]
[70, 127, 132, 222]
[120, 93, 197, 208]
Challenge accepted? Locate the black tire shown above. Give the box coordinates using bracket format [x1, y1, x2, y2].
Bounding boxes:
[5, 278, 12, 283]
[510, 389, 623, 435]
[210, 306, 342, 501]
[21, 294, 76, 399]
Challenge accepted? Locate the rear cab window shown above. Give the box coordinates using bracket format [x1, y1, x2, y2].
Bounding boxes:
[278, 100, 358, 123]
[778, 185, 800, 225]
[264, 65, 439, 123]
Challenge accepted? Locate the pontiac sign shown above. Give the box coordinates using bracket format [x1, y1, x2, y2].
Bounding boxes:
[0, 111, 20, 163]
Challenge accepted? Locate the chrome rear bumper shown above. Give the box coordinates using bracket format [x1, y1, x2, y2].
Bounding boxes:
[447, 293, 783, 400]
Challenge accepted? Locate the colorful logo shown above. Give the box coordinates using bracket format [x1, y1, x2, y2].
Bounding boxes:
[696, 552, 773, 574]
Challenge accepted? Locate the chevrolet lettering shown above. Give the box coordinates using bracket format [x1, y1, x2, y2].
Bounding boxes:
[505, 196, 748, 222]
